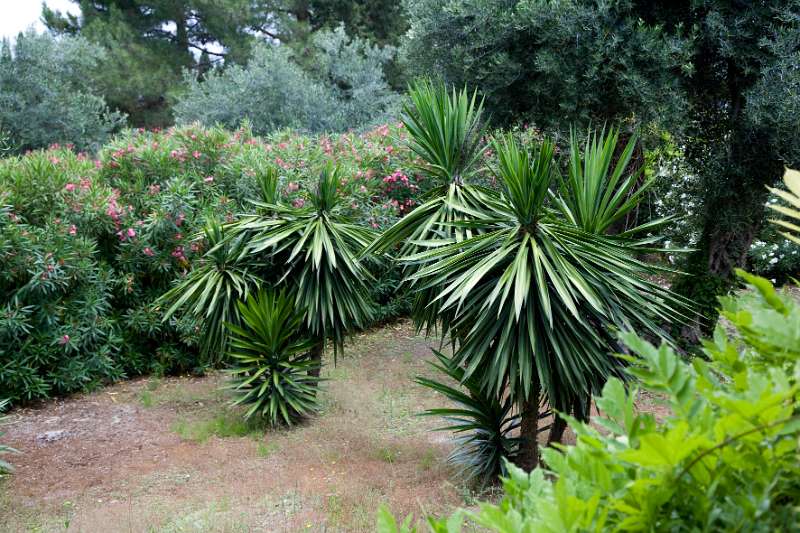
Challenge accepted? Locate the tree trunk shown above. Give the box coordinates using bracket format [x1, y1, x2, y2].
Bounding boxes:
[308, 338, 324, 393]
[516, 383, 540, 471]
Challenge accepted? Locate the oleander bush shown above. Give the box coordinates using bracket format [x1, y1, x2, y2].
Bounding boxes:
[0, 122, 422, 405]
[380, 271, 800, 532]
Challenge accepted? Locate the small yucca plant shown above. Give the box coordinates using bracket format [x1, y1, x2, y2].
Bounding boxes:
[226, 290, 321, 425]
[416, 351, 522, 485]
[0, 399, 18, 475]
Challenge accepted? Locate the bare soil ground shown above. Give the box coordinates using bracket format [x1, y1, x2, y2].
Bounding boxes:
[0, 322, 475, 532]
[0, 321, 672, 532]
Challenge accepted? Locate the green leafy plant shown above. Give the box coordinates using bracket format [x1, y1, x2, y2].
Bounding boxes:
[0, 399, 18, 475]
[233, 163, 375, 373]
[380, 272, 800, 532]
[226, 290, 320, 425]
[557, 127, 658, 235]
[416, 351, 520, 484]
[367, 80, 494, 334]
[402, 129, 690, 471]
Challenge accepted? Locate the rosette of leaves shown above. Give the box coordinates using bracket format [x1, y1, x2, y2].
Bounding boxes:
[232, 163, 375, 369]
[406, 131, 692, 471]
[225, 290, 320, 425]
[416, 350, 522, 484]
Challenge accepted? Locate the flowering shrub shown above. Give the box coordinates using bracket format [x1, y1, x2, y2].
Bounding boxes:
[0, 123, 423, 405]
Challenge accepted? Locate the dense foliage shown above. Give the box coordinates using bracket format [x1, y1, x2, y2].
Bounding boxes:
[0, 31, 124, 153]
[381, 272, 800, 532]
[175, 27, 398, 134]
[43, 0, 406, 126]
[402, 0, 800, 331]
[0, 123, 419, 405]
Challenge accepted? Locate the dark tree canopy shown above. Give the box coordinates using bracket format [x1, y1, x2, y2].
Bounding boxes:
[402, 0, 800, 328]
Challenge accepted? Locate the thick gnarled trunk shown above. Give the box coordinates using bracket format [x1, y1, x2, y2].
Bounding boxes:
[516, 383, 540, 471]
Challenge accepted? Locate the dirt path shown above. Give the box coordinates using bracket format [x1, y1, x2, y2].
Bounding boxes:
[0, 322, 469, 532]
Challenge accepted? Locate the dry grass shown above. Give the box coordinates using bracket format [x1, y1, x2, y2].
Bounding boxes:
[0, 321, 479, 532]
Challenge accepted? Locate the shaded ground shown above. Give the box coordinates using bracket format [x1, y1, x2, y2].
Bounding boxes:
[1, 322, 475, 532]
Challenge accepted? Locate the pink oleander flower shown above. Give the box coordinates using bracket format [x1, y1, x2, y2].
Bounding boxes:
[292, 198, 305, 208]
[192, 150, 201, 159]
[143, 247, 155, 257]
[204, 176, 214, 183]
[148, 184, 161, 195]
[287, 182, 299, 192]
[359, 185, 368, 193]
[59, 334, 70, 345]
[127, 228, 136, 238]
[68, 224, 77, 236]
[174, 233, 183, 240]
[64, 183, 76, 192]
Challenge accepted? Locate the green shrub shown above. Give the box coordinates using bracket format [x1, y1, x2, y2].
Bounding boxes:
[381, 271, 800, 532]
[0, 31, 124, 153]
[0, 123, 420, 406]
[226, 290, 321, 425]
[174, 26, 398, 135]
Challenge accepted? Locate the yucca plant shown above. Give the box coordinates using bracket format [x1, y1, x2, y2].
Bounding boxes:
[557, 126, 662, 236]
[416, 351, 522, 485]
[767, 167, 800, 244]
[0, 399, 18, 475]
[159, 220, 260, 365]
[367, 80, 494, 334]
[226, 290, 320, 425]
[232, 164, 375, 374]
[405, 132, 692, 470]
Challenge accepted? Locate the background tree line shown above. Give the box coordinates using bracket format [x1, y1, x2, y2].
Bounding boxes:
[2, 0, 800, 330]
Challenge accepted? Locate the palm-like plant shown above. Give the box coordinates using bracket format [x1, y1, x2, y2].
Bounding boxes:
[416, 351, 521, 484]
[557, 127, 660, 236]
[159, 221, 260, 365]
[0, 399, 18, 475]
[226, 290, 320, 425]
[768, 167, 800, 244]
[367, 80, 493, 333]
[233, 164, 374, 371]
[404, 132, 691, 470]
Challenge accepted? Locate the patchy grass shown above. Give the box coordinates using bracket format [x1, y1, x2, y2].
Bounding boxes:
[0, 321, 467, 532]
[172, 411, 268, 443]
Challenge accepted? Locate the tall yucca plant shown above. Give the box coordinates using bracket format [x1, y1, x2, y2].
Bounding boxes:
[768, 167, 800, 244]
[367, 80, 493, 333]
[233, 164, 375, 372]
[160, 221, 260, 364]
[406, 132, 692, 470]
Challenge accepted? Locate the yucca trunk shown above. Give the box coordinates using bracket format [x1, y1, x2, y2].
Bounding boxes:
[517, 382, 540, 471]
[308, 338, 324, 383]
